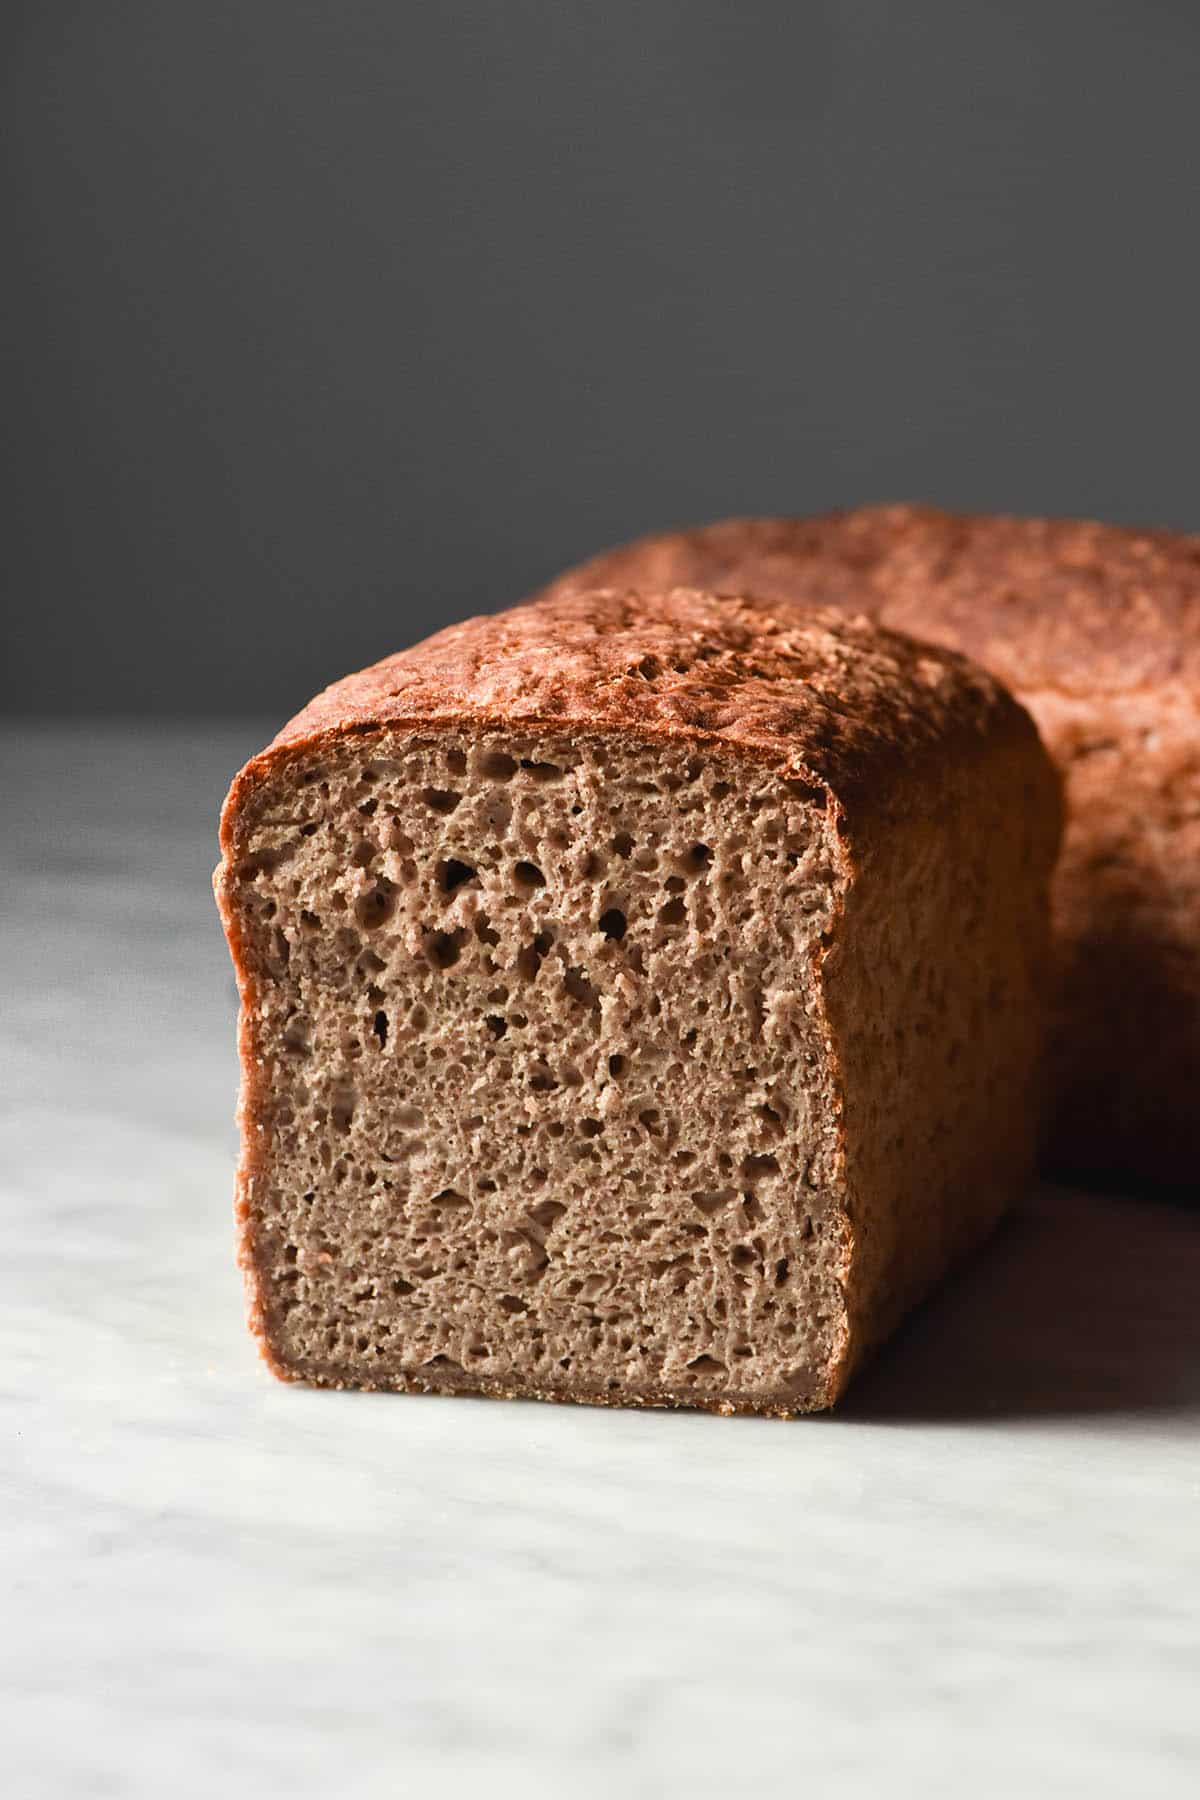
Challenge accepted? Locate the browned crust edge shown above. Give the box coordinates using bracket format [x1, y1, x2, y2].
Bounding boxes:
[534, 506, 1200, 698]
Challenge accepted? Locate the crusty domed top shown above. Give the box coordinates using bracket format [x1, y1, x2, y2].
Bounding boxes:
[537, 506, 1200, 697]
[248, 585, 1040, 834]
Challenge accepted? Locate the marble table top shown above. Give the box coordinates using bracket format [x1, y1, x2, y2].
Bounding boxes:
[4, 722, 1198, 1800]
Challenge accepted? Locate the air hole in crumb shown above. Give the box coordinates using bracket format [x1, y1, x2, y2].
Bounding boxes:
[446, 747, 468, 774]
[658, 897, 686, 926]
[474, 914, 500, 947]
[424, 1354, 462, 1371]
[520, 759, 562, 781]
[516, 942, 543, 982]
[480, 751, 517, 779]
[529, 1200, 567, 1228]
[514, 860, 545, 888]
[485, 1015, 507, 1039]
[500, 1294, 528, 1314]
[331, 1086, 356, 1133]
[355, 880, 397, 931]
[580, 1118, 602, 1138]
[563, 967, 597, 1007]
[599, 908, 627, 940]
[427, 930, 463, 969]
[608, 1053, 625, 1077]
[431, 1188, 470, 1212]
[423, 787, 461, 814]
[529, 1065, 558, 1093]
[775, 1258, 790, 1287]
[664, 875, 686, 894]
[687, 1355, 725, 1376]
[393, 1278, 415, 1296]
[372, 1011, 388, 1048]
[237, 849, 282, 881]
[611, 833, 634, 858]
[684, 843, 711, 874]
[693, 1188, 736, 1215]
[638, 1109, 661, 1134]
[439, 858, 476, 894]
[742, 1153, 780, 1180]
[352, 839, 375, 868]
[783, 778, 824, 805]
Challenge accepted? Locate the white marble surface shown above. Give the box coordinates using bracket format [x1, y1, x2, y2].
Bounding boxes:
[4, 722, 1199, 1800]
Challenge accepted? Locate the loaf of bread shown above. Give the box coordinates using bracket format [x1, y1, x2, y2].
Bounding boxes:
[541, 508, 1200, 1191]
[215, 587, 1060, 1413]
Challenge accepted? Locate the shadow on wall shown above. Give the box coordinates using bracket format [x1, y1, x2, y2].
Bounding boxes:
[845, 1185, 1200, 1424]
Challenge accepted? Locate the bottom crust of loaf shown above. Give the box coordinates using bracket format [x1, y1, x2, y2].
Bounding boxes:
[252, 1344, 829, 1418]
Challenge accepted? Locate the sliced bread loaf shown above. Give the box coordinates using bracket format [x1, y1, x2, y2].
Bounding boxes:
[215, 587, 1060, 1413]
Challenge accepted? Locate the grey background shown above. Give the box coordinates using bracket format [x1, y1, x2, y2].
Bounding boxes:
[5, 1, 1199, 718]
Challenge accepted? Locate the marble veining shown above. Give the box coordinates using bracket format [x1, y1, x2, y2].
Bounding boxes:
[3, 725, 1199, 1799]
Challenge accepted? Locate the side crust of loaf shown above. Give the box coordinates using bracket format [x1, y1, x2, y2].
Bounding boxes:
[216, 588, 1060, 1413]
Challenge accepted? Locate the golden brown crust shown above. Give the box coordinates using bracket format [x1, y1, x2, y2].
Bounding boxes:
[538, 506, 1200, 698]
[221, 585, 1039, 856]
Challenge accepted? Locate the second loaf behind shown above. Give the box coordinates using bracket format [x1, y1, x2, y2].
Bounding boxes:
[540, 506, 1200, 1191]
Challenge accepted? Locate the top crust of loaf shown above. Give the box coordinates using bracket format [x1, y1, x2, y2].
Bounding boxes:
[535, 508, 1200, 698]
[222, 587, 1045, 854]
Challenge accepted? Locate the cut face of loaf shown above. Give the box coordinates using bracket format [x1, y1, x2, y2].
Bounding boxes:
[216, 590, 1061, 1414]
